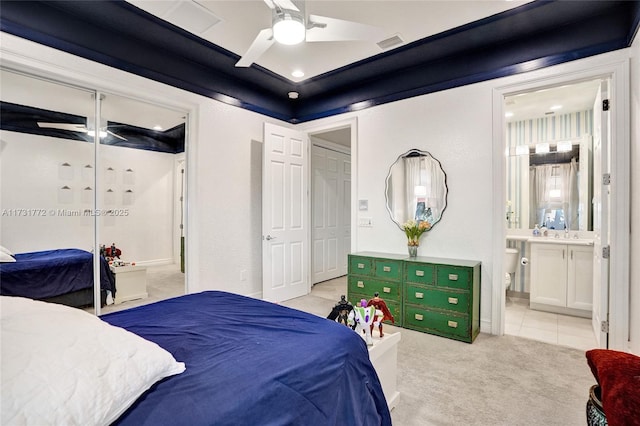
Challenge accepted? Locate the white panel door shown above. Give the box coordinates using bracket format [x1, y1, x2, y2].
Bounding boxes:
[262, 123, 309, 302]
[311, 145, 351, 284]
[592, 80, 610, 348]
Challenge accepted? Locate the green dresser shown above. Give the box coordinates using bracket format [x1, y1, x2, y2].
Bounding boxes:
[348, 252, 481, 343]
[348, 253, 405, 326]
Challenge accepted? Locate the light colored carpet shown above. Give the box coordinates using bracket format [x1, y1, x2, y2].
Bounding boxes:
[98, 264, 185, 315]
[282, 277, 595, 426]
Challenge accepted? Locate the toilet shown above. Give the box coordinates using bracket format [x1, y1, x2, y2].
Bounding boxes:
[505, 248, 519, 290]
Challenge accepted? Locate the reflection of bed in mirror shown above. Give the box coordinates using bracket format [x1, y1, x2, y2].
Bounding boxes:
[0, 248, 115, 307]
[385, 149, 448, 229]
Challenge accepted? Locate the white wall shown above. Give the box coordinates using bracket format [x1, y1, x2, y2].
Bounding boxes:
[0, 130, 176, 264]
[1, 32, 637, 345]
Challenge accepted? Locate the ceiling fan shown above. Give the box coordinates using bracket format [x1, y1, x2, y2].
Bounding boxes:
[37, 119, 127, 141]
[235, 0, 386, 68]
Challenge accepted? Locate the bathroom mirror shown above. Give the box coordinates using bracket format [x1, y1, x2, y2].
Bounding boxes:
[504, 78, 601, 232]
[385, 149, 448, 230]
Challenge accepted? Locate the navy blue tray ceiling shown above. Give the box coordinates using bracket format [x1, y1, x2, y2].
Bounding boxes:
[1, 0, 638, 123]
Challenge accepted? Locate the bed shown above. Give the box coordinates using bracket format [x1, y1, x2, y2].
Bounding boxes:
[0, 248, 115, 307]
[1, 291, 392, 425]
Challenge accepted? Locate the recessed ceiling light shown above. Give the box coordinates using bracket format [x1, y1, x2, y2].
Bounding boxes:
[153, 125, 163, 131]
[291, 70, 304, 78]
[550, 105, 563, 110]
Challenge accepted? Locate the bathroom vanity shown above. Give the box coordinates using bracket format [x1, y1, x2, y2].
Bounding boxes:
[348, 252, 480, 343]
[529, 238, 593, 317]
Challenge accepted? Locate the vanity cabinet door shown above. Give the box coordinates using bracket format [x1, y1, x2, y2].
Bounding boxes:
[530, 244, 567, 307]
[567, 245, 593, 310]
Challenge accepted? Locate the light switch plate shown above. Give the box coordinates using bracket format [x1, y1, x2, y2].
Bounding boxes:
[358, 217, 373, 227]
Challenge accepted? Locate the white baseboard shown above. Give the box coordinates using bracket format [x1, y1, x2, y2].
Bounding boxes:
[480, 319, 492, 334]
[132, 258, 175, 267]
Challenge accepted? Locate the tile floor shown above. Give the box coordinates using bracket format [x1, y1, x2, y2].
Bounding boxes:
[504, 295, 598, 351]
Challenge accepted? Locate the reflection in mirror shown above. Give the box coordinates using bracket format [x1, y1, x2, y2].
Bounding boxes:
[385, 149, 447, 230]
[504, 78, 601, 232]
[0, 68, 188, 315]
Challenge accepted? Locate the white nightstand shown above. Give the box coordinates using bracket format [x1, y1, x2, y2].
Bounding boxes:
[368, 331, 401, 411]
[110, 264, 148, 304]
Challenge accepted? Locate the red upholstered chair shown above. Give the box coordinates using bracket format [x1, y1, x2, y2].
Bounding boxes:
[585, 349, 640, 426]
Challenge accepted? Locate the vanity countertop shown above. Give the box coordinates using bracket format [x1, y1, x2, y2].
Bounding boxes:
[526, 237, 594, 246]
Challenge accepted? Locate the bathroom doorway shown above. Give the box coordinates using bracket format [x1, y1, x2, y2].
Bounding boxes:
[495, 65, 630, 350]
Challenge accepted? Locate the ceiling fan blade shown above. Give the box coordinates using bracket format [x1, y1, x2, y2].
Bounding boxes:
[270, 0, 299, 12]
[37, 122, 87, 132]
[235, 28, 275, 67]
[107, 130, 127, 141]
[306, 15, 385, 42]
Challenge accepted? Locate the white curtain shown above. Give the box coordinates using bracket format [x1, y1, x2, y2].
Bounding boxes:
[530, 161, 579, 229]
[530, 164, 553, 227]
[403, 157, 421, 222]
[562, 159, 579, 230]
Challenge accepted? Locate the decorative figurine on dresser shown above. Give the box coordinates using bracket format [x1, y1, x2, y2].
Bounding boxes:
[327, 295, 355, 329]
[353, 300, 377, 346]
[367, 292, 395, 337]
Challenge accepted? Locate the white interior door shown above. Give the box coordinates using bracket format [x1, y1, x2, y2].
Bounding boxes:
[591, 79, 610, 348]
[262, 123, 309, 302]
[311, 145, 351, 284]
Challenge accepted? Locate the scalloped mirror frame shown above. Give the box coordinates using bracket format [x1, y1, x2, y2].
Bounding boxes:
[385, 149, 448, 231]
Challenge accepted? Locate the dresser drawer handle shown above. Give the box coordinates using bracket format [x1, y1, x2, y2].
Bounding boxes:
[357, 281, 365, 288]
[415, 270, 425, 277]
[415, 292, 424, 299]
[357, 263, 365, 269]
[383, 287, 391, 293]
[383, 266, 391, 272]
[448, 297, 458, 305]
[448, 274, 459, 281]
[415, 314, 424, 321]
[447, 320, 458, 328]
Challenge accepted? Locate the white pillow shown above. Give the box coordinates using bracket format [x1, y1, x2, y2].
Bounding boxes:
[0, 244, 14, 256]
[1, 296, 186, 425]
[0, 251, 15, 263]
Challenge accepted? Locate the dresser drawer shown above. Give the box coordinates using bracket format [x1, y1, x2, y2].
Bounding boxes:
[348, 292, 402, 327]
[347, 276, 401, 301]
[436, 265, 472, 290]
[404, 285, 470, 314]
[403, 305, 470, 340]
[404, 262, 436, 285]
[349, 256, 374, 276]
[374, 259, 402, 282]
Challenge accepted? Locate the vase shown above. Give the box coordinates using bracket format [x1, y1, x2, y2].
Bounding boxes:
[408, 245, 418, 257]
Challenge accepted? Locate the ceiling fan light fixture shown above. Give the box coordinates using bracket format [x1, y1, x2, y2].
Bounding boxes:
[273, 12, 305, 45]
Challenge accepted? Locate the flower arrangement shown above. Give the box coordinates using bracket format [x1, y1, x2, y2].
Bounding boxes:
[403, 219, 431, 246]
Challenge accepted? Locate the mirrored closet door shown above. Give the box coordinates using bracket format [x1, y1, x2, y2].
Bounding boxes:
[0, 69, 187, 314]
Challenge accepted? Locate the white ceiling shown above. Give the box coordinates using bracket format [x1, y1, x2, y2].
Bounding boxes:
[127, 0, 534, 82]
[505, 78, 603, 122]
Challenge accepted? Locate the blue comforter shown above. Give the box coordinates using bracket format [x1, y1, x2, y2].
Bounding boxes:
[103, 291, 392, 426]
[0, 249, 115, 299]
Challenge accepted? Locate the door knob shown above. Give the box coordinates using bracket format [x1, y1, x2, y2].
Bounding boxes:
[265, 235, 276, 241]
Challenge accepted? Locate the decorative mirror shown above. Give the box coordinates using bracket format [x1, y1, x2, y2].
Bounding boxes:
[385, 149, 448, 230]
